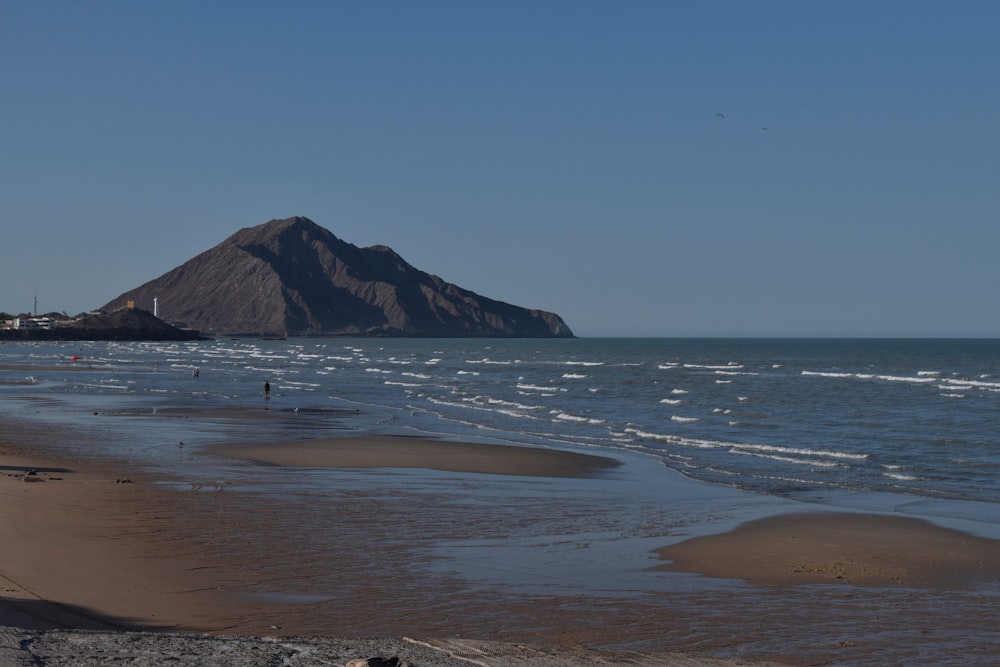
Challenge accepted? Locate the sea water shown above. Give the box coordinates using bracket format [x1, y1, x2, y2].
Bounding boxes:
[2, 337, 999, 518]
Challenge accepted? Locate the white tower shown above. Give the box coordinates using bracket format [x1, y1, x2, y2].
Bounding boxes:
[153, 297, 159, 318]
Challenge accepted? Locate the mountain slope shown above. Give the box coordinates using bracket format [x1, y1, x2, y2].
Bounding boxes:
[101, 217, 574, 338]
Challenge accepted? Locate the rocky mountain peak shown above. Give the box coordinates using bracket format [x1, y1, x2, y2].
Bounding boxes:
[101, 217, 574, 338]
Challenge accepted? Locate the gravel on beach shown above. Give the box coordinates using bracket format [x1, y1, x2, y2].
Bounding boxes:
[0, 627, 774, 667]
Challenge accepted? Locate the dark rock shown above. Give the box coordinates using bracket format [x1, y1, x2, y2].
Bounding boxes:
[101, 216, 574, 338]
[0, 308, 201, 342]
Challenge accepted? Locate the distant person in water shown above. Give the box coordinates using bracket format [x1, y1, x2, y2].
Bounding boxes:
[264, 380, 270, 398]
[192, 368, 199, 378]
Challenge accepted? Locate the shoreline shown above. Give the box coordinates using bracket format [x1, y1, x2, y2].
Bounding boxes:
[3, 414, 1000, 664]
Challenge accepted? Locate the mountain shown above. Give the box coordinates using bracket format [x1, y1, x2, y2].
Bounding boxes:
[101, 217, 574, 338]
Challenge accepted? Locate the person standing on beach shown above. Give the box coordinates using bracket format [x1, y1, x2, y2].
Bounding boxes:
[264, 380, 270, 399]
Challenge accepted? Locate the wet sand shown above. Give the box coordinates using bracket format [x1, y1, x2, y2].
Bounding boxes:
[4, 418, 1000, 665]
[0, 444, 267, 634]
[214, 436, 621, 478]
[657, 511, 1000, 588]
[0, 428, 778, 666]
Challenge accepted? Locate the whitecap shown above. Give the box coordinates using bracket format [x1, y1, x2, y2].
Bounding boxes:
[553, 412, 606, 425]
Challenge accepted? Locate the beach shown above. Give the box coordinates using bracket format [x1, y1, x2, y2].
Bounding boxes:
[3, 415, 1000, 666]
[3, 337, 1000, 665]
[0, 420, 772, 666]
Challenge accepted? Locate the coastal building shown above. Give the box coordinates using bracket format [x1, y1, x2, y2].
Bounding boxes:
[13, 317, 57, 330]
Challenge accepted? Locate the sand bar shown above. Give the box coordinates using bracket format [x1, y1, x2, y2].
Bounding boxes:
[213, 436, 622, 478]
[658, 511, 1000, 588]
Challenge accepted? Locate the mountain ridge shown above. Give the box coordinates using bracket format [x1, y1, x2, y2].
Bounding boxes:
[102, 217, 574, 338]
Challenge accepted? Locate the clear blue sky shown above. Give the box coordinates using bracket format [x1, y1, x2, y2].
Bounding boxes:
[2, 1, 998, 337]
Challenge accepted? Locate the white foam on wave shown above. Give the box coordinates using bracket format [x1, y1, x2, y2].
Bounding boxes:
[365, 368, 392, 374]
[660, 398, 682, 405]
[657, 363, 679, 369]
[552, 411, 606, 425]
[279, 380, 321, 389]
[565, 361, 604, 367]
[804, 369, 936, 385]
[457, 370, 479, 376]
[940, 377, 1000, 391]
[465, 395, 545, 411]
[623, 428, 719, 449]
[875, 374, 936, 384]
[517, 383, 568, 393]
[671, 388, 688, 395]
[385, 381, 423, 387]
[243, 366, 293, 375]
[425, 395, 542, 421]
[735, 450, 841, 468]
[562, 373, 587, 379]
[671, 416, 699, 423]
[684, 363, 743, 370]
[401, 372, 432, 380]
[734, 441, 867, 461]
[623, 427, 867, 465]
[883, 471, 919, 481]
[80, 382, 129, 391]
[250, 352, 290, 361]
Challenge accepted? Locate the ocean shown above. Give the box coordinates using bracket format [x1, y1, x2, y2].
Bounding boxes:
[3, 337, 998, 517]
